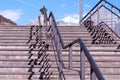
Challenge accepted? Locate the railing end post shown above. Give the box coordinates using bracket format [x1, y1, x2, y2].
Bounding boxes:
[69, 46, 73, 70]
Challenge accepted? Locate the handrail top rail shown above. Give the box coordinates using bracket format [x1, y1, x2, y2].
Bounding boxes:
[101, 5, 120, 19]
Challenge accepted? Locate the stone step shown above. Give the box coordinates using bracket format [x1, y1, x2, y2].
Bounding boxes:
[0, 25, 30, 27]
[0, 30, 30, 33]
[0, 48, 119, 56]
[60, 31, 89, 34]
[0, 35, 29, 37]
[0, 28, 30, 30]
[0, 46, 118, 53]
[0, 25, 30, 28]
[0, 38, 29, 41]
[0, 64, 119, 79]
[0, 60, 120, 69]
[0, 72, 54, 79]
[59, 27, 87, 30]
[0, 54, 120, 63]
[0, 63, 119, 76]
[0, 71, 81, 80]
[103, 75, 120, 80]
[0, 50, 119, 57]
[0, 38, 119, 47]
[0, 42, 117, 49]
[0, 40, 29, 43]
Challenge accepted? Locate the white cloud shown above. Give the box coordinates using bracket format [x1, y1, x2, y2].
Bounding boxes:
[0, 10, 22, 22]
[29, 19, 39, 25]
[57, 14, 79, 26]
[61, 4, 66, 8]
[28, 14, 80, 26]
[58, 14, 79, 23]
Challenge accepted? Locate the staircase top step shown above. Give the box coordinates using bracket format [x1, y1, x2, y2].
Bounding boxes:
[0, 25, 30, 27]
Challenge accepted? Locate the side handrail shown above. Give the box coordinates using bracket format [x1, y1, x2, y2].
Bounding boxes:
[81, 4, 120, 43]
[80, 0, 103, 23]
[80, 0, 120, 24]
[101, 5, 120, 19]
[44, 11, 105, 80]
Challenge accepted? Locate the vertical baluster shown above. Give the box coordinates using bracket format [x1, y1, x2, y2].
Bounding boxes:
[97, 4, 100, 25]
[91, 67, 97, 80]
[80, 47, 85, 80]
[56, 36, 61, 80]
[57, 38, 62, 71]
[69, 46, 73, 69]
[111, 6, 113, 30]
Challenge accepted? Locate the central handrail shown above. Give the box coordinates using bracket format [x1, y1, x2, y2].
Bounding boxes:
[43, 10, 105, 80]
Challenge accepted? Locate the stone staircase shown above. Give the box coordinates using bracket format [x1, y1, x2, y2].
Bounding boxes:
[0, 25, 30, 80]
[0, 25, 52, 80]
[0, 24, 120, 80]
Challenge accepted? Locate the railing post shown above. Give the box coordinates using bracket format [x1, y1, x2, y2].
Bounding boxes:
[91, 67, 97, 80]
[58, 40, 62, 71]
[69, 46, 73, 69]
[80, 47, 85, 80]
[111, 6, 113, 30]
[97, 4, 100, 25]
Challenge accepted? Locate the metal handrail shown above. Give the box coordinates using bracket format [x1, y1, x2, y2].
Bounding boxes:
[80, 0, 120, 24]
[82, 5, 120, 24]
[43, 11, 105, 80]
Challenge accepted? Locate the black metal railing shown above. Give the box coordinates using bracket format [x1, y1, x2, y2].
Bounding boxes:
[43, 10, 105, 80]
[80, 0, 120, 36]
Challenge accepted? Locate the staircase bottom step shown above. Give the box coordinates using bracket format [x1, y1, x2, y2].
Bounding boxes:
[0, 75, 55, 79]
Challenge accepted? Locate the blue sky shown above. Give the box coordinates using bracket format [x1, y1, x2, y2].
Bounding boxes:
[0, 0, 119, 25]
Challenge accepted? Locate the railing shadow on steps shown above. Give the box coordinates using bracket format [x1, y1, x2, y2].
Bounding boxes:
[98, 21, 120, 39]
[98, 21, 120, 49]
[98, 21, 120, 48]
[43, 9, 105, 80]
[84, 20, 118, 45]
[27, 25, 52, 79]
